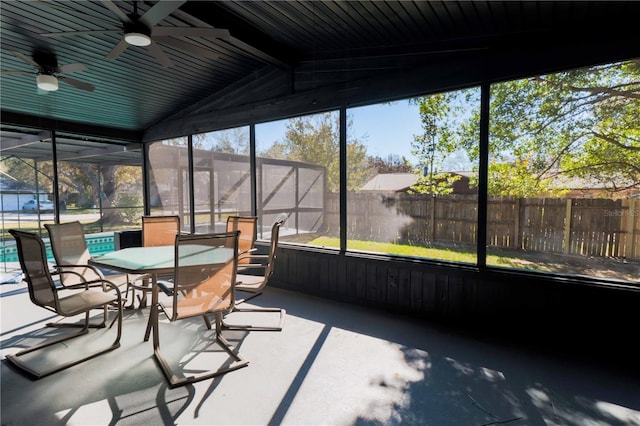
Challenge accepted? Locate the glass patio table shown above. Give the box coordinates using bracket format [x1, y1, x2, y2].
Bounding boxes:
[89, 245, 234, 349]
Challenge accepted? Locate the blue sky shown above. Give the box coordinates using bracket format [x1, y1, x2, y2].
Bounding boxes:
[349, 100, 423, 163]
[255, 100, 423, 164]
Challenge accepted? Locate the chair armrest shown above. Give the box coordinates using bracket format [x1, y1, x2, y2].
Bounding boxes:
[238, 248, 258, 256]
[54, 263, 105, 283]
[157, 280, 175, 296]
[53, 270, 90, 290]
[54, 271, 120, 295]
[244, 254, 269, 261]
[128, 273, 152, 282]
[237, 264, 267, 271]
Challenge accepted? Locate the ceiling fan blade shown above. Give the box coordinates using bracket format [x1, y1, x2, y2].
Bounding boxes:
[106, 39, 129, 60]
[140, 1, 186, 27]
[154, 36, 220, 60]
[1, 70, 32, 75]
[146, 41, 174, 68]
[57, 63, 88, 74]
[152, 27, 230, 39]
[100, 0, 132, 24]
[60, 76, 95, 92]
[41, 29, 120, 38]
[10, 51, 41, 69]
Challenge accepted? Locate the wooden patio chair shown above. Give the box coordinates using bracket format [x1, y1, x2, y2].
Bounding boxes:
[222, 217, 286, 331]
[45, 221, 140, 322]
[7, 229, 122, 379]
[225, 216, 257, 268]
[154, 231, 248, 387]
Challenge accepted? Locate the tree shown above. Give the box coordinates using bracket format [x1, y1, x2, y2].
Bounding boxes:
[262, 112, 371, 191]
[408, 91, 469, 195]
[2, 154, 141, 226]
[371, 154, 413, 174]
[412, 59, 640, 197]
[194, 127, 249, 154]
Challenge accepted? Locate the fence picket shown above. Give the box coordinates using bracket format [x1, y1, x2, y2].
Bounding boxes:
[332, 193, 638, 260]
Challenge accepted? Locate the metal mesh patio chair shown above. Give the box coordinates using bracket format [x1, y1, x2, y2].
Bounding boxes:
[142, 215, 181, 247]
[225, 216, 257, 267]
[46, 221, 142, 315]
[7, 229, 122, 379]
[130, 215, 181, 308]
[222, 217, 286, 331]
[154, 231, 248, 387]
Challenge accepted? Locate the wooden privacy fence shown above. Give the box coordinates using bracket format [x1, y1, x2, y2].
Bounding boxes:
[327, 193, 640, 260]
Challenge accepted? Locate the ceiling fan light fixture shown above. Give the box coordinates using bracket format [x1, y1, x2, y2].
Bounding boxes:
[124, 32, 151, 46]
[36, 74, 58, 91]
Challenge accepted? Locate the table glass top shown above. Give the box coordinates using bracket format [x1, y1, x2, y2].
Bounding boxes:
[90, 245, 233, 273]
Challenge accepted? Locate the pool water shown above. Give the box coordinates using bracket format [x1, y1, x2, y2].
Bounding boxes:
[2, 233, 115, 263]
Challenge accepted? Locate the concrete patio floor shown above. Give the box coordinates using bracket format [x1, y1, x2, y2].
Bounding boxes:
[1, 279, 639, 425]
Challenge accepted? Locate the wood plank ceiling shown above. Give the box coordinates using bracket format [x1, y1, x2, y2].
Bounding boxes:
[1, 1, 639, 155]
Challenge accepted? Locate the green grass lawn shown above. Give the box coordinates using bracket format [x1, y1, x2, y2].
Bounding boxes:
[307, 236, 512, 265]
[302, 236, 638, 281]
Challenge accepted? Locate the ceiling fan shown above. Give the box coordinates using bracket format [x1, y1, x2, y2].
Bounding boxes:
[40, 0, 230, 68]
[1, 50, 95, 92]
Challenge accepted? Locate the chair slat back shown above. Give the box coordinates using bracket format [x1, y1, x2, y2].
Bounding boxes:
[172, 231, 239, 320]
[142, 215, 180, 247]
[9, 230, 58, 310]
[226, 216, 257, 265]
[45, 221, 100, 285]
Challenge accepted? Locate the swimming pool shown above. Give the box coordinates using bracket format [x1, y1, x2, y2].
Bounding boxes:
[2, 233, 115, 263]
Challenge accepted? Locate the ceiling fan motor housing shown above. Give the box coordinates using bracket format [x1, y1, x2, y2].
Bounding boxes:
[36, 74, 59, 91]
[123, 17, 151, 46]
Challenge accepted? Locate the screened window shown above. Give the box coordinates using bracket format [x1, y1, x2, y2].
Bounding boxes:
[347, 89, 480, 263]
[192, 127, 251, 233]
[147, 137, 190, 232]
[487, 60, 639, 282]
[255, 113, 335, 245]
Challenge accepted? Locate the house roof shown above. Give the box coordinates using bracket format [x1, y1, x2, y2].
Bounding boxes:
[360, 173, 418, 192]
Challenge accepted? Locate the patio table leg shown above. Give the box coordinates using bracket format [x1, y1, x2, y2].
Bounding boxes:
[143, 274, 158, 344]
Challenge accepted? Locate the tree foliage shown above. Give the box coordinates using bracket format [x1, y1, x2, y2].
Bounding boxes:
[371, 154, 413, 174]
[2, 154, 141, 224]
[411, 59, 640, 197]
[262, 112, 371, 191]
[194, 127, 249, 154]
[408, 91, 472, 194]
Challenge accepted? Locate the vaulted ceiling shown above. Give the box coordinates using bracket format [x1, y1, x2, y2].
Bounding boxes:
[2, 1, 639, 148]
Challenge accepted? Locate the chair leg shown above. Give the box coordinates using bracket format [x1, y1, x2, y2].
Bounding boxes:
[6, 303, 122, 379]
[47, 306, 108, 329]
[125, 284, 137, 309]
[234, 291, 262, 306]
[222, 306, 286, 331]
[154, 312, 248, 388]
[222, 290, 286, 331]
[202, 314, 212, 329]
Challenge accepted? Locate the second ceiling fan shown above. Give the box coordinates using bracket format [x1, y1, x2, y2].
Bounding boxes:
[41, 0, 230, 68]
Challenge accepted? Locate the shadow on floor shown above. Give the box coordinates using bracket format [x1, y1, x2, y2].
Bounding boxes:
[1, 282, 639, 425]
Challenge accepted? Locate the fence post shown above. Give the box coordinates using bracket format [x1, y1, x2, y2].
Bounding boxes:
[626, 199, 636, 259]
[430, 195, 436, 242]
[513, 198, 520, 249]
[563, 199, 572, 255]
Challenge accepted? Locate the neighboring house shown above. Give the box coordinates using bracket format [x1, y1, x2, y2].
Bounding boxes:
[549, 175, 640, 199]
[359, 172, 475, 194]
[360, 172, 639, 198]
[359, 173, 417, 193]
[0, 175, 49, 211]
